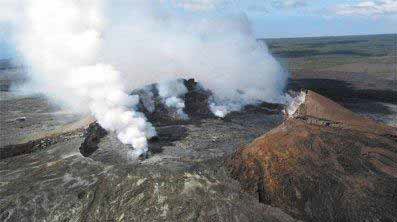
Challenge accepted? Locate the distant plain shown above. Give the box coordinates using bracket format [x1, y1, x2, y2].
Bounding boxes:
[264, 34, 397, 126]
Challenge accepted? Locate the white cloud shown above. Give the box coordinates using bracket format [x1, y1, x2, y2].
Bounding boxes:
[272, 0, 311, 9]
[332, 0, 397, 16]
[0, 0, 22, 23]
[166, 0, 312, 12]
[0, 0, 24, 44]
[168, 0, 225, 11]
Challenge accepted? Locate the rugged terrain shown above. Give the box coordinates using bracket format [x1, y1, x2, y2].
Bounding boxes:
[229, 91, 397, 221]
[0, 34, 396, 221]
[1, 74, 297, 221]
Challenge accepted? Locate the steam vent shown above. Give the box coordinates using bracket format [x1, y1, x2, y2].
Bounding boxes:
[229, 91, 397, 222]
[1, 0, 395, 220]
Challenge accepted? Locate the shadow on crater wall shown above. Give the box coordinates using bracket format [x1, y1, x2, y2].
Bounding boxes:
[288, 78, 397, 115]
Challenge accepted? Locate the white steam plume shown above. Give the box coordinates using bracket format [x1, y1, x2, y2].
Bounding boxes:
[157, 79, 189, 120]
[13, 0, 288, 157]
[101, 1, 288, 117]
[18, 0, 156, 157]
[285, 91, 307, 117]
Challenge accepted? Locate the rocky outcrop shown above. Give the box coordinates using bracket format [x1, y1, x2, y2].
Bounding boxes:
[0, 76, 290, 221]
[132, 78, 213, 126]
[229, 90, 397, 222]
[0, 116, 95, 160]
[294, 90, 396, 135]
[79, 122, 108, 157]
[0, 105, 292, 221]
[183, 79, 213, 118]
[148, 125, 189, 155]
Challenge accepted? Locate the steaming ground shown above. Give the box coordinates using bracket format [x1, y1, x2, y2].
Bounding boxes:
[0, 67, 296, 221]
[10, 0, 289, 157]
[1, 34, 396, 221]
[1, 71, 394, 221]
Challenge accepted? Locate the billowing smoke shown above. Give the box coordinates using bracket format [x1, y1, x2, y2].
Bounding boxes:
[17, 0, 156, 157]
[157, 79, 189, 120]
[100, 1, 287, 117]
[13, 0, 288, 157]
[285, 91, 307, 117]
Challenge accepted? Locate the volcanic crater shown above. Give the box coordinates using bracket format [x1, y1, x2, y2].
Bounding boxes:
[1, 76, 396, 222]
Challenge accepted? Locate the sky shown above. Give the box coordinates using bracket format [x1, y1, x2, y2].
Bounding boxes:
[247, 0, 397, 38]
[0, 0, 396, 59]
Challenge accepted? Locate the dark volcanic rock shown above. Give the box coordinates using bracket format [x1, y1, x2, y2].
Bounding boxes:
[0, 117, 93, 160]
[148, 125, 189, 154]
[183, 79, 213, 118]
[1, 76, 299, 221]
[0, 109, 294, 221]
[132, 78, 287, 125]
[243, 102, 285, 115]
[229, 91, 397, 222]
[132, 83, 184, 125]
[154, 125, 188, 142]
[132, 79, 213, 126]
[79, 122, 108, 157]
[0, 141, 37, 160]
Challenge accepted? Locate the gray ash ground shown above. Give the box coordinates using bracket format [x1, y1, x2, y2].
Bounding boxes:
[1, 34, 396, 221]
[0, 87, 83, 148]
[1, 69, 295, 221]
